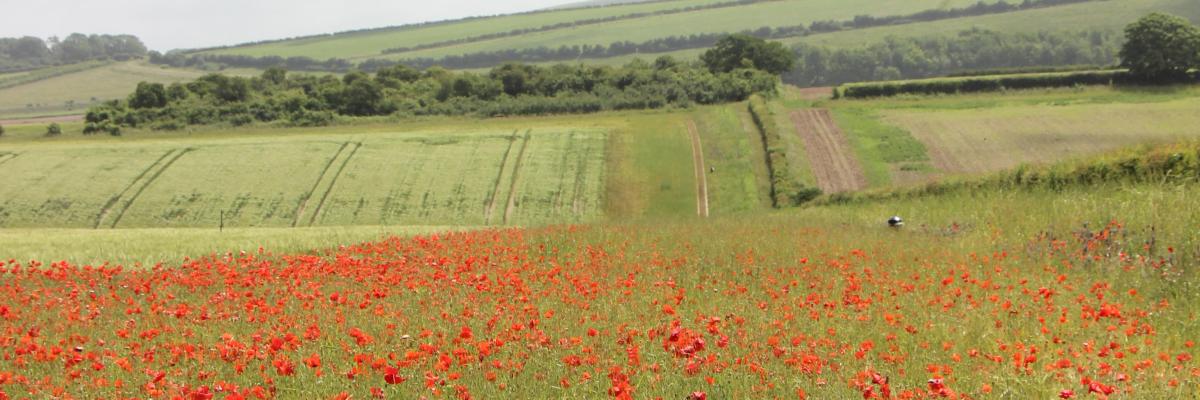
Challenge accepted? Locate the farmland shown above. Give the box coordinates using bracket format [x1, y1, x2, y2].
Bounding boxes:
[0, 126, 608, 230]
[0, 62, 217, 119]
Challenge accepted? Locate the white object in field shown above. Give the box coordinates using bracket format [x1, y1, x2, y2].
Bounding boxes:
[888, 216, 904, 227]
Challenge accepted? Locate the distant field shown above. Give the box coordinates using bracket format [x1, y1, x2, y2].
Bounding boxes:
[793, 0, 1197, 48]
[0, 62, 214, 119]
[202, 0, 728, 59]
[384, 0, 1000, 60]
[0, 126, 608, 229]
[813, 85, 1200, 185]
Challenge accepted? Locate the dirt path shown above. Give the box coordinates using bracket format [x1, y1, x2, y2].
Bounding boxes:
[686, 120, 709, 217]
[789, 109, 867, 193]
[0, 114, 84, 126]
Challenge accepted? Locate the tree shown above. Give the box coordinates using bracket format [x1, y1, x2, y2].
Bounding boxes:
[46, 123, 62, 136]
[262, 67, 287, 85]
[0, 123, 5, 137]
[1120, 13, 1200, 81]
[129, 82, 168, 109]
[701, 34, 795, 75]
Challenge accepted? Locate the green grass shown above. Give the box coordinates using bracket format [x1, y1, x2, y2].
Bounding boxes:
[0, 60, 112, 90]
[691, 104, 771, 212]
[0, 62, 221, 119]
[830, 108, 932, 187]
[386, 0, 1002, 60]
[605, 111, 697, 219]
[793, 0, 1198, 48]
[0, 225, 459, 267]
[202, 0, 730, 60]
[0, 126, 609, 229]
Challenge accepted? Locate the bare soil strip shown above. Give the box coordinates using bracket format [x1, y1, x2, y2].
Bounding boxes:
[0, 114, 84, 126]
[293, 142, 351, 227]
[108, 148, 193, 228]
[502, 130, 532, 225]
[485, 131, 520, 224]
[307, 142, 361, 227]
[686, 120, 709, 217]
[789, 109, 867, 193]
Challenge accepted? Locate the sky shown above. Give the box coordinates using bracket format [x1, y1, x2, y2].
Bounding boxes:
[0, 0, 571, 51]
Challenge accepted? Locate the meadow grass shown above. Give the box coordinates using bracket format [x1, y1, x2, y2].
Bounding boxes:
[0, 225, 460, 267]
[829, 108, 932, 187]
[792, 0, 1197, 49]
[0, 62, 217, 119]
[203, 0, 730, 60]
[385, 0, 1003, 60]
[690, 105, 771, 213]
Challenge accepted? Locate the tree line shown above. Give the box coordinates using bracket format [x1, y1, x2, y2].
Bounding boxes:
[0, 34, 146, 72]
[83, 36, 791, 133]
[150, 0, 1100, 74]
[785, 28, 1122, 87]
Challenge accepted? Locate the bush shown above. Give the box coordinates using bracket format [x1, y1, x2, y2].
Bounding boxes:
[746, 95, 821, 207]
[0, 123, 5, 137]
[837, 70, 1146, 99]
[45, 123, 62, 136]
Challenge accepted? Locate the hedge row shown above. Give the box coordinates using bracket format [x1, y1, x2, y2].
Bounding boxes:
[814, 141, 1200, 205]
[746, 95, 821, 207]
[837, 70, 1135, 98]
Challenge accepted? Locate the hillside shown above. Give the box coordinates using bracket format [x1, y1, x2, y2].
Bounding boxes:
[547, 0, 657, 10]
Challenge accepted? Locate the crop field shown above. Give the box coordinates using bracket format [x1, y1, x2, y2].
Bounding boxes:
[0, 62, 215, 119]
[207, 0, 1003, 62]
[0, 127, 608, 230]
[874, 91, 1200, 176]
[793, 0, 1198, 49]
[383, 0, 1002, 61]
[203, 0, 730, 59]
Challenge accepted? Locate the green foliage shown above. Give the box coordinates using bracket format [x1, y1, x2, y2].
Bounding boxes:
[0, 123, 5, 137]
[837, 70, 1146, 99]
[45, 123, 62, 136]
[0, 33, 146, 72]
[814, 141, 1200, 205]
[1120, 13, 1200, 82]
[787, 28, 1123, 86]
[746, 95, 820, 206]
[128, 82, 168, 109]
[701, 34, 795, 75]
[86, 58, 780, 130]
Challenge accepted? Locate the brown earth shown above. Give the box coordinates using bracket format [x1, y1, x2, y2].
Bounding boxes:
[789, 109, 868, 193]
[0, 114, 84, 126]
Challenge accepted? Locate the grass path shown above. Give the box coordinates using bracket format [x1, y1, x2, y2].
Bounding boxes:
[686, 120, 710, 217]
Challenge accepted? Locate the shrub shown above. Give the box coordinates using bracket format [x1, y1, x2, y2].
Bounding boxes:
[746, 95, 821, 207]
[837, 70, 1150, 99]
[45, 123, 62, 136]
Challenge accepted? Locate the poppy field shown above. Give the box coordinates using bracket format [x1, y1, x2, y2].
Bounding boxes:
[0, 182, 1196, 399]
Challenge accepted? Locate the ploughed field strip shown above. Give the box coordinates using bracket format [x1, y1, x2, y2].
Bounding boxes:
[0, 129, 607, 228]
[790, 108, 867, 193]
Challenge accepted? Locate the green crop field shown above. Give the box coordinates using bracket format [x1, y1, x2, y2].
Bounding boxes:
[201, 0, 729, 59]
[0, 125, 609, 230]
[0, 62, 216, 119]
[792, 0, 1199, 49]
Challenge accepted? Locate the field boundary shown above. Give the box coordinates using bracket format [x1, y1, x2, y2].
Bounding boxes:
[485, 131, 520, 224]
[686, 120, 709, 217]
[293, 142, 351, 227]
[502, 130, 533, 224]
[790, 109, 867, 193]
[306, 142, 362, 227]
[107, 148, 192, 229]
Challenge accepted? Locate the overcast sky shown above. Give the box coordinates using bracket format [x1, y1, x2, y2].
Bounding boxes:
[0, 0, 570, 51]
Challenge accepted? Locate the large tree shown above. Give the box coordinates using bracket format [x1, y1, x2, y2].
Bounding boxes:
[701, 34, 795, 75]
[1120, 13, 1200, 81]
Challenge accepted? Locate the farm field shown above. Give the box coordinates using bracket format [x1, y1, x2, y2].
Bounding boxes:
[201, 0, 730, 59]
[782, 85, 1200, 187]
[0, 126, 608, 230]
[205, 0, 1004, 62]
[0, 62, 217, 119]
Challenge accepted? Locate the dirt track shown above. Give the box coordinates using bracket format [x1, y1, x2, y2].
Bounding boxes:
[789, 109, 867, 193]
[686, 120, 709, 217]
[0, 114, 84, 126]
